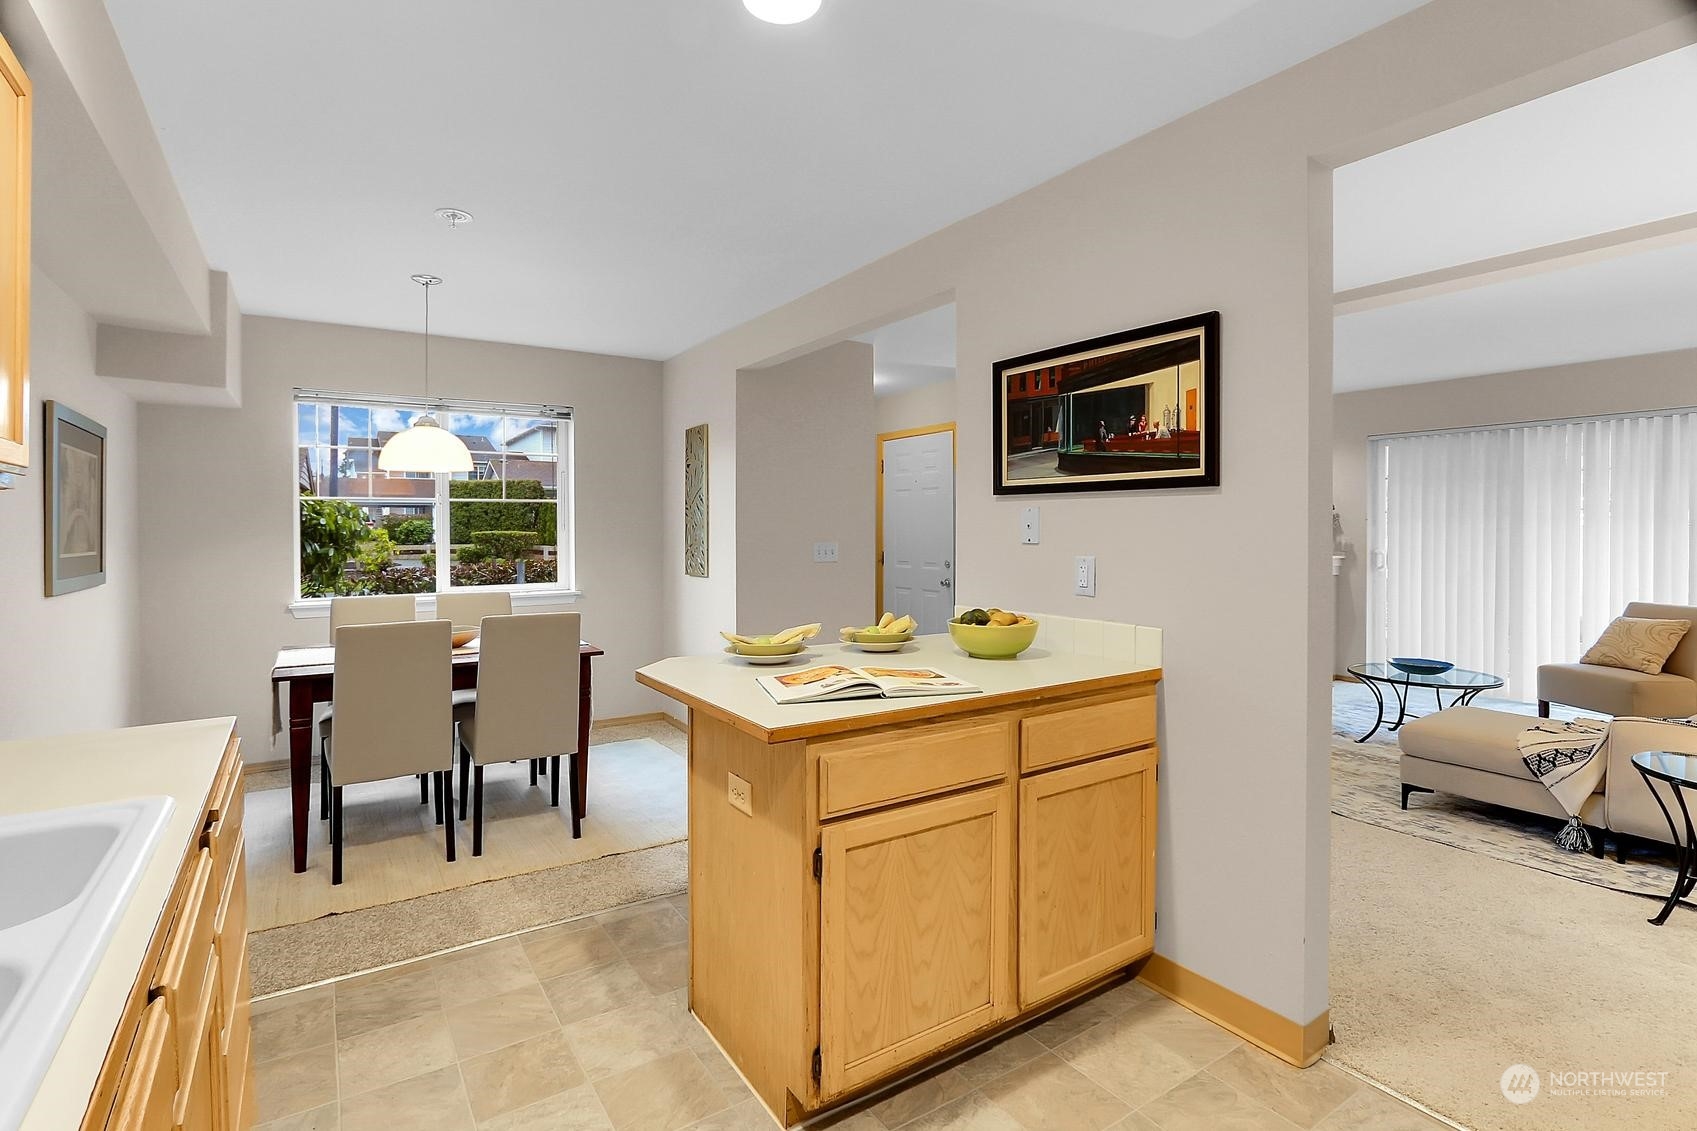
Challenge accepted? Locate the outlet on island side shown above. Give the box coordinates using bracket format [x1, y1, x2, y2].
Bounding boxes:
[727, 772, 753, 816]
[1074, 555, 1096, 597]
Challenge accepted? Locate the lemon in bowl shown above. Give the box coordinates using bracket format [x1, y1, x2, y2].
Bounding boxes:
[948, 610, 1039, 659]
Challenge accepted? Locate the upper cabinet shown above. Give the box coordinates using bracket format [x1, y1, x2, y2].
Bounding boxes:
[0, 31, 28, 475]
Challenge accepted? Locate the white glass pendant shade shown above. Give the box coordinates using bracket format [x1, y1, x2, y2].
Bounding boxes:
[743, 0, 821, 24]
[377, 415, 473, 473]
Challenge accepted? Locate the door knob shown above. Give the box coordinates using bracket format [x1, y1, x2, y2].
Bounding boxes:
[940, 578, 953, 588]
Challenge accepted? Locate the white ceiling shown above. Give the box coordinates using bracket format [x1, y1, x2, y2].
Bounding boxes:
[859, 304, 956, 397]
[1333, 44, 1697, 391]
[104, 0, 1430, 361]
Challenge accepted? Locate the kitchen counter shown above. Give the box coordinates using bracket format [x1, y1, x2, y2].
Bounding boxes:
[1, 717, 237, 1131]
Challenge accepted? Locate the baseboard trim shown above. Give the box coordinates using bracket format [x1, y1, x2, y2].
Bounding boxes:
[1135, 954, 1330, 1068]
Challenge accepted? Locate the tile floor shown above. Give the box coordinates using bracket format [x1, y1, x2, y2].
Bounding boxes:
[251, 894, 1450, 1131]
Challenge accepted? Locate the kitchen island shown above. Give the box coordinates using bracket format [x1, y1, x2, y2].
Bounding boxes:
[636, 636, 1160, 1125]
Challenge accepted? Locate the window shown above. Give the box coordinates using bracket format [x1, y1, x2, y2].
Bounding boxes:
[294, 391, 574, 600]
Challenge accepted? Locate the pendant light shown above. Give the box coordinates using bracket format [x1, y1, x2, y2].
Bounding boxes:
[743, 0, 821, 24]
[378, 274, 473, 474]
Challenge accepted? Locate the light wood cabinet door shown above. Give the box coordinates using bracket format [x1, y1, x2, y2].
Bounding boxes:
[819, 785, 1014, 1098]
[107, 998, 176, 1131]
[1019, 748, 1157, 1007]
[0, 32, 26, 472]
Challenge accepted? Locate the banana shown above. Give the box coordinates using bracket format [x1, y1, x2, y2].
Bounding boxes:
[772, 623, 822, 645]
[720, 631, 758, 645]
[878, 611, 895, 631]
[891, 614, 917, 634]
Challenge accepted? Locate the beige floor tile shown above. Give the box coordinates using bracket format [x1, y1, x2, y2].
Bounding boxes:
[627, 942, 690, 994]
[1205, 1047, 1360, 1128]
[334, 963, 442, 1040]
[253, 987, 337, 1064]
[1113, 999, 1242, 1070]
[809, 1110, 884, 1130]
[1105, 1115, 1161, 1131]
[681, 1099, 780, 1130]
[256, 1042, 339, 1123]
[544, 960, 655, 1026]
[599, 904, 689, 957]
[1135, 1072, 1301, 1131]
[253, 1101, 340, 1131]
[437, 940, 544, 1009]
[1052, 1014, 1201, 1109]
[1310, 1085, 1451, 1131]
[978, 1053, 1130, 1131]
[336, 1010, 458, 1098]
[339, 1063, 474, 1131]
[446, 982, 561, 1060]
[691, 1044, 754, 1105]
[952, 1033, 1047, 1088]
[479, 1084, 615, 1131]
[892, 1090, 1026, 1131]
[667, 892, 690, 918]
[868, 1066, 974, 1128]
[593, 1049, 730, 1131]
[564, 998, 689, 1079]
[1025, 996, 1120, 1050]
[1096, 979, 1158, 1016]
[522, 922, 625, 981]
[461, 1029, 588, 1122]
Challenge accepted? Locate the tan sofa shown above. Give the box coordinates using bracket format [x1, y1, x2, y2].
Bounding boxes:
[1537, 601, 1697, 719]
[1399, 706, 1697, 858]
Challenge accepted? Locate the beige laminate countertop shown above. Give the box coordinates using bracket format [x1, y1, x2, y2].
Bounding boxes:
[3, 716, 237, 1131]
[636, 634, 1160, 742]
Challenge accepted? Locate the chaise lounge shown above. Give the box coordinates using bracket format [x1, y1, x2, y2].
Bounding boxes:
[1537, 601, 1697, 719]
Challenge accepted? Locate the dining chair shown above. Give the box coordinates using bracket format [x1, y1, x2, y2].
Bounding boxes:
[323, 619, 456, 884]
[433, 590, 514, 718]
[321, 593, 423, 817]
[455, 612, 582, 852]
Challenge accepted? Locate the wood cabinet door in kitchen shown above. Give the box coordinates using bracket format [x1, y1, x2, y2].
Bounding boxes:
[818, 784, 1014, 1098]
[1019, 747, 1157, 1007]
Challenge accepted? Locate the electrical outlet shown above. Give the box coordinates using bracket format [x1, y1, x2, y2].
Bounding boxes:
[813, 542, 839, 563]
[727, 772, 753, 816]
[1021, 506, 1040, 545]
[1074, 555, 1096, 597]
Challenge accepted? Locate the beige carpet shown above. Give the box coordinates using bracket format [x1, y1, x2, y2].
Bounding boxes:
[245, 724, 686, 931]
[1329, 814, 1697, 1131]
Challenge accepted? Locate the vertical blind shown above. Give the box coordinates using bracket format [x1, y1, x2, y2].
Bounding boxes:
[1368, 408, 1697, 699]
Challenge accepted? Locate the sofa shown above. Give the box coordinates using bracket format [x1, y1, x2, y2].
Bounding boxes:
[1537, 601, 1697, 719]
[1399, 706, 1697, 858]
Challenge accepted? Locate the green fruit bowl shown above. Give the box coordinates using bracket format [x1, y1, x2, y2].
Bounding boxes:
[948, 617, 1039, 659]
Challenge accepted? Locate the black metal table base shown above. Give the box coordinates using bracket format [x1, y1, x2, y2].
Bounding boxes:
[1635, 763, 1697, 926]
[1354, 676, 1489, 743]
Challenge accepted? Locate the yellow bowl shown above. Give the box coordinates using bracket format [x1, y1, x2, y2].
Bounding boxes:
[948, 618, 1039, 659]
[729, 639, 806, 656]
[840, 630, 916, 644]
[451, 625, 480, 648]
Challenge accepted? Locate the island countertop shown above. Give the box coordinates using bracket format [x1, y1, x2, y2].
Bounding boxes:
[636, 634, 1160, 743]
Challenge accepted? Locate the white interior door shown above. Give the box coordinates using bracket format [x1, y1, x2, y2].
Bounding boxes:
[882, 429, 955, 634]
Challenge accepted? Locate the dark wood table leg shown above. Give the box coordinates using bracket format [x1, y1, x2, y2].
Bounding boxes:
[288, 679, 316, 873]
[575, 654, 593, 820]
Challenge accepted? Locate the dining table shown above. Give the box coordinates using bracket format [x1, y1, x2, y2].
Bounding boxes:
[271, 638, 604, 873]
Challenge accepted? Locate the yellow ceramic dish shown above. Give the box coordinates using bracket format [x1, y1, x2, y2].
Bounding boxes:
[948, 617, 1039, 659]
[450, 625, 480, 648]
[728, 639, 807, 657]
[838, 629, 916, 644]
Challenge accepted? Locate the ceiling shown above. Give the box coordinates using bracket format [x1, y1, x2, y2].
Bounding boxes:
[859, 305, 956, 397]
[104, 0, 1430, 361]
[1333, 44, 1697, 391]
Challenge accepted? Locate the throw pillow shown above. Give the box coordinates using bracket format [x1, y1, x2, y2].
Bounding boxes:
[1580, 617, 1692, 675]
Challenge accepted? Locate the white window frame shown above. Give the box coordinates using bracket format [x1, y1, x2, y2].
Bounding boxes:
[289, 390, 579, 617]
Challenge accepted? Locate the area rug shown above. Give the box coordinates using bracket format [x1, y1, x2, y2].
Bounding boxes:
[248, 840, 687, 995]
[244, 730, 687, 930]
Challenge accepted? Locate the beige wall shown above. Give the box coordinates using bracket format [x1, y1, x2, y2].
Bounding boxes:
[1333, 347, 1697, 673]
[875, 379, 957, 436]
[137, 316, 666, 762]
[661, 0, 1696, 1027]
[0, 269, 141, 739]
[735, 341, 875, 636]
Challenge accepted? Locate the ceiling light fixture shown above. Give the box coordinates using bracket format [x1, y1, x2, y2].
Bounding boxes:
[377, 275, 473, 474]
[434, 207, 474, 229]
[743, 0, 820, 25]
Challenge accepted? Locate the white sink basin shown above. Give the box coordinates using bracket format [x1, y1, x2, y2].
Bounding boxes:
[0, 797, 173, 1131]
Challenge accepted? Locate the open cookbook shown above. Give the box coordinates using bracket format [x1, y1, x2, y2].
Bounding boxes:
[757, 663, 981, 705]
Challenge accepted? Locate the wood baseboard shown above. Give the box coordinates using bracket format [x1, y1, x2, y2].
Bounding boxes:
[1135, 954, 1330, 1068]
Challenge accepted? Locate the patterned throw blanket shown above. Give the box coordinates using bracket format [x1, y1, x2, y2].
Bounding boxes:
[1519, 718, 1610, 852]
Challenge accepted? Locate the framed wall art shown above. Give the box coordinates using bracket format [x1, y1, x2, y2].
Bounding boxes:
[993, 311, 1219, 494]
[44, 399, 107, 595]
[684, 422, 709, 577]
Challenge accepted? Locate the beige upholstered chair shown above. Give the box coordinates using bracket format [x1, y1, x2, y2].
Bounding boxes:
[323, 594, 424, 811]
[433, 590, 512, 629]
[1538, 602, 1697, 719]
[1601, 717, 1697, 857]
[324, 620, 456, 884]
[455, 612, 582, 852]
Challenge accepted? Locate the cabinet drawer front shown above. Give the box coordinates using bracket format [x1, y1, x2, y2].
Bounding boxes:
[217, 853, 249, 1032]
[154, 848, 216, 1077]
[817, 720, 1012, 819]
[222, 960, 254, 1131]
[207, 745, 244, 876]
[174, 951, 222, 1129]
[107, 997, 176, 1131]
[1019, 748, 1157, 1007]
[1021, 693, 1155, 773]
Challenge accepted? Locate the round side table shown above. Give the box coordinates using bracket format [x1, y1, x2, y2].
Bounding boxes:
[1631, 750, 1697, 926]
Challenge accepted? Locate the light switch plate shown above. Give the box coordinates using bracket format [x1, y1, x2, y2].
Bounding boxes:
[813, 542, 839, 563]
[728, 772, 753, 816]
[1074, 555, 1096, 597]
[1021, 506, 1040, 545]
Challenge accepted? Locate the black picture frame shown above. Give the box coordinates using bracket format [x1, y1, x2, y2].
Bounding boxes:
[43, 399, 108, 595]
[992, 311, 1219, 494]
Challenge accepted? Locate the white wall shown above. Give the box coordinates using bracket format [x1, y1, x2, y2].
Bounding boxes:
[1333, 346, 1697, 672]
[0, 268, 140, 739]
[875, 380, 957, 436]
[735, 341, 875, 637]
[661, 0, 1697, 1029]
[136, 316, 666, 762]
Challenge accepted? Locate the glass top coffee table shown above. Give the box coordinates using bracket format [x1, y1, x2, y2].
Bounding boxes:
[1631, 751, 1697, 926]
[1346, 662, 1504, 742]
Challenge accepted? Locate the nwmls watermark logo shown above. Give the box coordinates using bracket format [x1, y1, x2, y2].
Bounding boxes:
[1500, 1064, 1672, 1103]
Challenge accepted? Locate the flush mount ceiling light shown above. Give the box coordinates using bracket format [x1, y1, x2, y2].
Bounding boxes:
[743, 0, 821, 24]
[377, 275, 474, 474]
[433, 207, 474, 229]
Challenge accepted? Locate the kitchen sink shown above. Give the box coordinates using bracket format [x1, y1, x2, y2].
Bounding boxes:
[0, 797, 173, 1131]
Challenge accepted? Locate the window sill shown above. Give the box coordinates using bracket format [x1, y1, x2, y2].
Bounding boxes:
[288, 587, 583, 619]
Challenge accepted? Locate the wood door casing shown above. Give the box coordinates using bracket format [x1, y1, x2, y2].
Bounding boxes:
[0, 31, 25, 471]
[1019, 748, 1157, 1007]
[819, 785, 1014, 1098]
